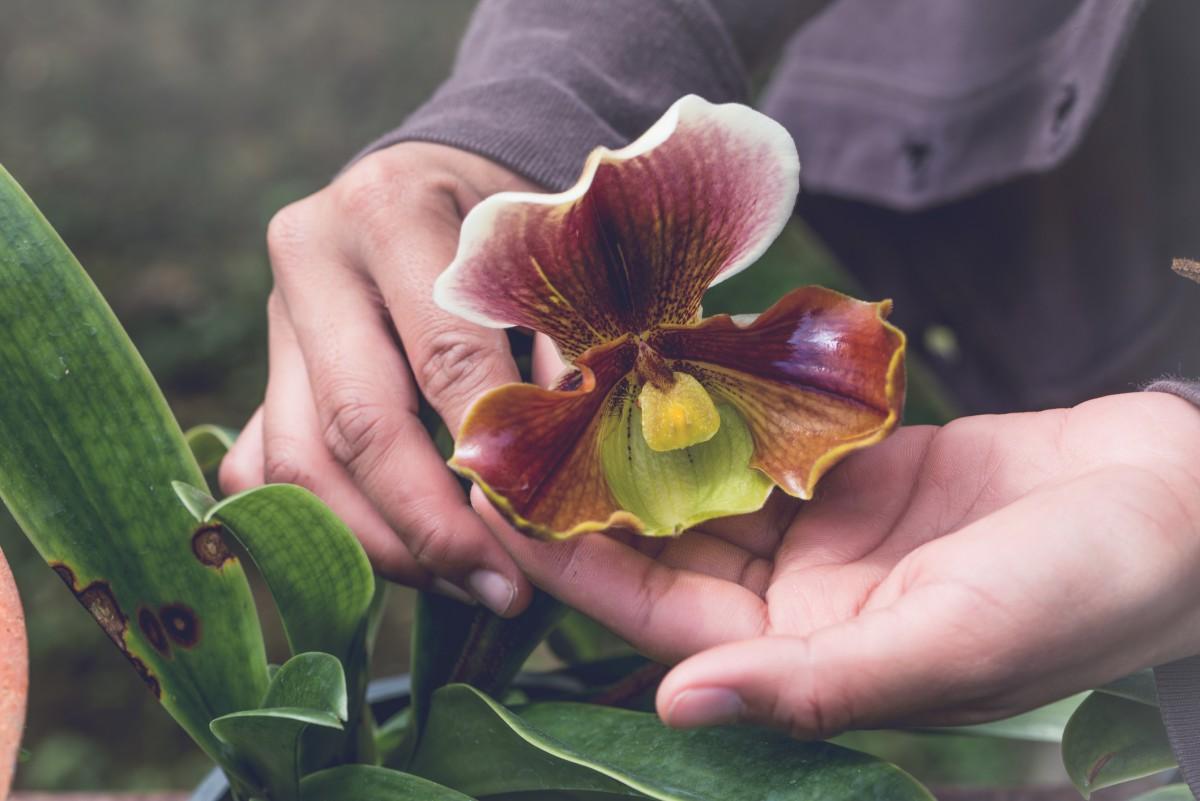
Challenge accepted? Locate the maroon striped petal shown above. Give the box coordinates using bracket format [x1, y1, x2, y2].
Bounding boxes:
[436, 95, 800, 359]
[652, 286, 907, 499]
[449, 337, 642, 539]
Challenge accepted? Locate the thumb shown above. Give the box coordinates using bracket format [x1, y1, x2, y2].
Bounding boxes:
[656, 600, 983, 739]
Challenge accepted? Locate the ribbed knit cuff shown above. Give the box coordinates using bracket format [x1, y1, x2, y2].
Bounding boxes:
[349, 78, 626, 191]
[1148, 378, 1200, 798]
[1156, 657, 1200, 797]
[346, 0, 748, 191]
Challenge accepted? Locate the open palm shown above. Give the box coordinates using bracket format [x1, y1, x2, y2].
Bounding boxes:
[483, 391, 1200, 737]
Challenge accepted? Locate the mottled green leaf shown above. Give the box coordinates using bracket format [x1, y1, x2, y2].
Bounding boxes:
[410, 684, 934, 801]
[263, 652, 348, 721]
[185, 424, 238, 474]
[176, 482, 373, 672]
[176, 481, 376, 764]
[210, 653, 349, 801]
[300, 765, 474, 801]
[0, 165, 267, 791]
[1062, 691, 1176, 796]
[211, 707, 342, 801]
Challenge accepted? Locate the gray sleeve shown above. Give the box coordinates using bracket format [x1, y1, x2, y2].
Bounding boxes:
[1148, 378, 1200, 798]
[349, 0, 817, 190]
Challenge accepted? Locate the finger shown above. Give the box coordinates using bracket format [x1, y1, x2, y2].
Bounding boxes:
[260, 294, 433, 588]
[219, 406, 265, 495]
[659, 462, 1200, 737]
[268, 201, 531, 616]
[657, 598, 964, 738]
[694, 490, 796, 560]
[350, 163, 524, 435]
[476, 487, 767, 663]
[531, 332, 570, 387]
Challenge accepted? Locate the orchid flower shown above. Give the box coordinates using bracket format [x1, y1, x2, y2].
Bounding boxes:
[435, 95, 906, 539]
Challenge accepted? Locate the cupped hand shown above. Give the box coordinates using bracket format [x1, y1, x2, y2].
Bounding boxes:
[220, 142, 541, 616]
[482, 390, 1200, 736]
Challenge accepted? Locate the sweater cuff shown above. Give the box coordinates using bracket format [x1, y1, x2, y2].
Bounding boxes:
[350, 78, 626, 192]
[1148, 378, 1200, 797]
[1147, 379, 1200, 409]
[1155, 657, 1200, 796]
[347, 0, 748, 191]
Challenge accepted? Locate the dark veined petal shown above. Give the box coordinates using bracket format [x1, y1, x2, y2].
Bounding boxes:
[449, 337, 641, 540]
[652, 286, 906, 499]
[435, 95, 800, 359]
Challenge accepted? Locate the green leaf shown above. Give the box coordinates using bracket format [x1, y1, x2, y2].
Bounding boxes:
[0, 165, 268, 789]
[209, 652, 348, 799]
[546, 611, 634, 665]
[211, 707, 343, 801]
[408, 589, 567, 737]
[1098, 670, 1159, 707]
[185, 424, 239, 475]
[410, 685, 934, 801]
[300, 765, 475, 801]
[177, 482, 374, 671]
[263, 652, 348, 722]
[1062, 691, 1176, 796]
[177, 481, 377, 764]
[929, 694, 1086, 743]
[600, 401, 772, 536]
[1129, 784, 1194, 801]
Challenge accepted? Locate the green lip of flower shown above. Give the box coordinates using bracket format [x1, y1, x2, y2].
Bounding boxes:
[436, 95, 907, 540]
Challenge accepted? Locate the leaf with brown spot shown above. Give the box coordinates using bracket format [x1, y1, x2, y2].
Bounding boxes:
[0, 165, 267, 796]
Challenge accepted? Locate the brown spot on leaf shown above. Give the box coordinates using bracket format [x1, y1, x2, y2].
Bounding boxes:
[78, 581, 127, 649]
[129, 656, 161, 699]
[48, 566, 162, 698]
[139, 607, 170, 656]
[191, 524, 234, 568]
[50, 562, 77, 590]
[160, 603, 200, 648]
[1087, 751, 1115, 787]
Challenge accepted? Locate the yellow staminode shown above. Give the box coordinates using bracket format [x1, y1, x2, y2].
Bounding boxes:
[638, 371, 720, 452]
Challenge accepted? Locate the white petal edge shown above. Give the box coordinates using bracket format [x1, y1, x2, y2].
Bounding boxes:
[433, 94, 801, 329]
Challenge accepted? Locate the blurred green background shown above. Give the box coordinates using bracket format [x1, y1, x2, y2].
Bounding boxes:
[0, 1, 1070, 794]
[0, 0, 477, 790]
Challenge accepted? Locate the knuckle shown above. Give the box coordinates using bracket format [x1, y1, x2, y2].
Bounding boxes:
[261, 438, 314, 488]
[266, 290, 287, 323]
[335, 158, 396, 218]
[320, 391, 392, 475]
[414, 328, 506, 415]
[266, 199, 316, 268]
[336, 155, 460, 244]
[404, 508, 458, 570]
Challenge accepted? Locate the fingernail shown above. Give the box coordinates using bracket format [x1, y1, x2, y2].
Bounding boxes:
[467, 569, 516, 616]
[430, 578, 476, 606]
[666, 688, 744, 728]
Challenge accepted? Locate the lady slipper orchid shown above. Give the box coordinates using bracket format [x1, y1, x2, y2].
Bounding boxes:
[436, 95, 906, 539]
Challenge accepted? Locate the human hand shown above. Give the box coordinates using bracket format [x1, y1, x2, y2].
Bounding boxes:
[220, 142, 541, 616]
[482, 390, 1200, 736]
